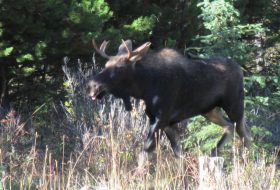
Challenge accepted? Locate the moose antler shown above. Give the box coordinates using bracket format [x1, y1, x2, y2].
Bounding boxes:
[92, 39, 111, 59]
[122, 39, 134, 59]
[122, 39, 151, 59]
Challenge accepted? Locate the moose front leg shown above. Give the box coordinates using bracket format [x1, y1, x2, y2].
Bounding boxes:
[143, 117, 165, 152]
[164, 125, 182, 157]
[122, 96, 132, 111]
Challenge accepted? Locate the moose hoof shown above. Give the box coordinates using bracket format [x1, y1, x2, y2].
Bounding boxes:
[210, 148, 220, 157]
[144, 139, 156, 152]
[172, 145, 182, 158]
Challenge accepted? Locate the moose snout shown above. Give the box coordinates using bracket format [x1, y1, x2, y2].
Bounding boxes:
[86, 81, 97, 99]
[86, 80, 106, 101]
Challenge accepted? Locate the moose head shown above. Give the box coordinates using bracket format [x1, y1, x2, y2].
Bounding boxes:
[86, 39, 151, 110]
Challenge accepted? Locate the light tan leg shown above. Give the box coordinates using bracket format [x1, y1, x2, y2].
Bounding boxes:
[203, 107, 234, 156]
[235, 117, 252, 148]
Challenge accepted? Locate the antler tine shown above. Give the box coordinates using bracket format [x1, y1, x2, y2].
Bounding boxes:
[92, 39, 111, 59]
[133, 42, 152, 54]
[122, 39, 133, 59]
[100, 40, 109, 52]
[92, 39, 99, 51]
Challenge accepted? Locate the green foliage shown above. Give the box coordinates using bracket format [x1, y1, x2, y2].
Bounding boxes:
[244, 70, 280, 149]
[251, 125, 273, 149]
[34, 41, 47, 59]
[196, 0, 265, 64]
[16, 53, 34, 63]
[0, 0, 113, 111]
[0, 47, 13, 57]
[198, 0, 240, 30]
[182, 116, 223, 154]
[123, 15, 156, 41]
[126, 16, 156, 33]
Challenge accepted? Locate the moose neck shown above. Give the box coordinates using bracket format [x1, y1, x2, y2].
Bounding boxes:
[127, 60, 156, 100]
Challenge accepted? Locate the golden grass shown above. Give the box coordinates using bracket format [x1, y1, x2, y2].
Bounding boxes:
[0, 112, 279, 190]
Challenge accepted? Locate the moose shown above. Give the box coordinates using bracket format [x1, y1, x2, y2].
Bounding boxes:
[86, 39, 252, 157]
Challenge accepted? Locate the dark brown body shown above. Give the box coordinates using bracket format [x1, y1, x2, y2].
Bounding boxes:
[87, 40, 252, 156]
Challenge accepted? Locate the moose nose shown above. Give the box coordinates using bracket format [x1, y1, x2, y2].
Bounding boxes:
[86, 80, 99, 96]
[86, 81, 94, 94]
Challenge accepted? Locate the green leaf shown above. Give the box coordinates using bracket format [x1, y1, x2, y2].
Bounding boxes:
[1, 47, 14, 57]
[35, 41, 47, 59]
[252, 76, 266, 88]
[255, 96, 269, 106]
[16, 53, 34, 63]
[124, 15, 156, 33]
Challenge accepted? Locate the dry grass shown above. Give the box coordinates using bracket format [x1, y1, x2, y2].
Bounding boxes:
[0, 106, 199, 190]
[1, 99, 280, 190]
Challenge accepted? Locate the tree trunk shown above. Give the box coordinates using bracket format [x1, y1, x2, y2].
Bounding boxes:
[198, 156, 224, 190]
[0, 64, 9, 110]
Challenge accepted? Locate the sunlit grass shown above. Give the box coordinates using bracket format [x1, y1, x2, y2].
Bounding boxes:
[1, 105, 279, 189]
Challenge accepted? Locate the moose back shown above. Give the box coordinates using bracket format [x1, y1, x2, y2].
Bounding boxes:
[86, 39, 252, 157]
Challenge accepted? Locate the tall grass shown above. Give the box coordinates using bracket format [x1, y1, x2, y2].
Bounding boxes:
[0, 59, 279, 189]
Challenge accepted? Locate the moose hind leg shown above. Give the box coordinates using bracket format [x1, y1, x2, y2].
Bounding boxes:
[204, 107, 234, 156]
[224, 103, 252, 149]
[236, 117, 252, 148]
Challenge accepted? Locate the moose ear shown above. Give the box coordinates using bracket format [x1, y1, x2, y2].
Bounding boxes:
[129, 42, 151, 62]
[118, 40, 133, 55]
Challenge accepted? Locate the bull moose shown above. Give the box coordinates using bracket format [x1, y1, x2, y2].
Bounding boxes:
[86, 39, 252, 157]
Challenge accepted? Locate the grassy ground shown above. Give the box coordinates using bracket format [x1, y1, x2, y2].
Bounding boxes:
[1, 100, 279, 190]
